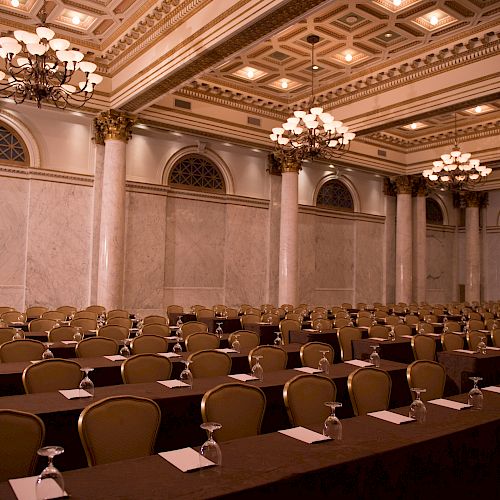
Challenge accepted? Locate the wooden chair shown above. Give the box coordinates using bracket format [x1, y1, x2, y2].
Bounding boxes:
[348, 367, 392, 416]
[337, 327, 362, 361]
[0, 339, 45, 363]
[248, 345, 287, 372]
[411, 334, 436, 361]
[75, 337, 118, 357]
[188, 350, 232, 378]
[22, 359, 82, 394]
[406, 360, 446, 402]
[121, 354, 172, 384]
[300, 342, 334, 368]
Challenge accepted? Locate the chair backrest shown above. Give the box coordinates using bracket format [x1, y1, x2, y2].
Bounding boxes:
[22, 359, 83, 394]
[86, 305, 106, 314]
[75, 337, 118, 357]
[167, 305, 184, 314]
[394, 324, 411, 337]
[337, 327, 362, 361]
[300, 342, 334, 368]
[131, 335, 169, 355]
[369, 325, 389, 338]
[225, 307, 239, 319]
[357, 309, 370, 318]
[0, 339, 46, 363]
[26, 306, 48, 319]
[445, 321, 461, 332]
[417, 322, 434, 333]
[279, 319, 301, 344]
[28, 318, 57, 333]
[74, 311, 98, 320]
[468, 312, 482, 321]
[240, 314, 260, 327]
[0, 327, 15, 346]
[260, 313, 280, 326]
[188, 350, 232, 378]
[468, 319, 484, 330]
[107, 309, 130, 319]
[334, 317, 351, 329]
[411, 334, 436, 361]
[71, 318, 98, 331]
[142, 323, 170, 337]
[348, 367, 392, 416]
[385, 315, 401, 326]
[492, 328, 500, 348]
[57, 305, 77, 317]
[246, 307, 262, 316]
[201, 383, 266, 442]
[1, 311, 26, 323]
[341, 303, 352, 309]
[228, 330, 260, 350]
[196, 308, 214, 319]
[310, 311, 326, 321]
[181, 321, 209, 336]
[312, 318, 333, 331]
[98, 325, 129, 341]
[185, 332, 220, 352]
[143, 315, 168, 326]
[48, 326, 77, 342]
[283, 374, 337, 427]
[406, 360, 446, 402]
[248, 345, 287, 372]
[78, 395, 161, 466]
[357, 316, 373, 327]
[441, 332, 464, 351]
[107, 317, 132, 329]
[0, 306, 15, 315]
[405, 314, 419, 326]
[285, 312, 302, 322]
[0, 410, 45, 481]
[213, 304, 227, 316]
[42, 310, 67, 321]
[467, 330, 486, 351]
[121, 354, 172, 384]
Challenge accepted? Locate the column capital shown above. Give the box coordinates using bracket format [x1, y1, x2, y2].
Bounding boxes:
[412, 176, 428, 197]
[95, 109, 136, 143]
[383, 177, 396, 196]
[266, 153, 282, 176]
[92, 117, 105, 146]
[394, 175, 412, 195]
[272, 153, 302, 173]
[455, 191, 488, 208]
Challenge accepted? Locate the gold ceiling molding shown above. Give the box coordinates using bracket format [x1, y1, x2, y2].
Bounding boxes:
[120, 0, 331, 112]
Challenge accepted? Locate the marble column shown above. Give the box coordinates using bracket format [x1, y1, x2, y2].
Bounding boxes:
[278, 156, 301, 307]
[463, 191, 482, 304]
[413, 181, 427, 304]
[90, 123, 105, 304]
[95, 110, 135, 310]
[383, 179, 396, 305]
[395, 176, 413, 304]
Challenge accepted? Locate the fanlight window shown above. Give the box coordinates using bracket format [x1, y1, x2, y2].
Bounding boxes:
[168, 154, 225, 193]
[316, 179, 354, 211]
[0, 125, 27, 164]
[426, 198, 444, 225]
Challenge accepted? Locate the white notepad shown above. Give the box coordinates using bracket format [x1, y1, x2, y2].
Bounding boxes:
[9, 476, 68, 500]
[401, 335, 414, 339]
[302, 329, 319, 333]
[345, 359, 373, 367]
[59, 389, 92, 399]
[428, 398, 471, 410]
[367, 410, 415, 424]
[294, 367, 323, 374]
[61, 340, 77, 344]
[157, 380, 189, 388]
[278, 426, 331, 444]
[166, 336, 179, 340]
[215, 348, 238, 353]
[453, 349, 476, 354]
[369, 337, 387, 341]
[159, 447, 214, 472]
[426, 333, 441, 337]
[157, 352, 181, 358]
[228, 374, 259, 382]
[103, 355, 126, 361]
[486, 346, 500, 351]
[483, 386, 500, 394]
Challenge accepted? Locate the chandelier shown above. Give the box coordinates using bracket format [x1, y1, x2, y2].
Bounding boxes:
[422, 113, 492, 191]
[0, 2, 102, 109]
[269, 35, 355, 162]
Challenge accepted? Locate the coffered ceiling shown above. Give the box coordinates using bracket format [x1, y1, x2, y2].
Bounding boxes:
[0, 0, 499, 176]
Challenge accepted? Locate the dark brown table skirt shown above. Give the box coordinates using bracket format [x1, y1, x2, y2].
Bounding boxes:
[199, 318, 243, 333]
[0, 359, 409, 471]
[0, 391, 498, 499]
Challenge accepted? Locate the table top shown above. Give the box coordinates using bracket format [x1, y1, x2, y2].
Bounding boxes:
[1, 389, 498, 499]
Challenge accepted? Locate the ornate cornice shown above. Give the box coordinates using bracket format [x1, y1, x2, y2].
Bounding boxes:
[95, 110, 136, 142]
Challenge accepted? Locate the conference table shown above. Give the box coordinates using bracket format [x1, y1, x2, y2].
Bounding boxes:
[1, 389, 498, 499]
[0, 360, 409, 471]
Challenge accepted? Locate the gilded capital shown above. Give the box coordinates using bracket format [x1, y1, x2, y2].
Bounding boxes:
[412, 176, 428, 197]
[266, 153, 282, 176]
[95, 109, 136, 143]
[460, 190, 488, 208]
[92, 117, 105, 146]
[394, 175, 412, 195]
[279, 155, 302, 173]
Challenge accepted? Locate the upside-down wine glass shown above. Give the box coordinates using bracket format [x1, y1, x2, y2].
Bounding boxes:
[468, 376, 483, 410]
[73, 327, 84, 342]
[251, 355, 264, 381]
[79, 367, 94, 397]
[476, 336, 487, 355]
[200, 422, 222, 466]
[36, 446, 65, 500]
[179, 360, 193, 388]
[119, 338, 132, 358]
[388, 326, 396, 342]
[369, 345, 380, 367]
[231, 334, 241, 353]
[323, 402, 342, 440]
[409, 388, 427, 423]
[215, 322, 223, 339]
[172, 336, 183, 354]
[318, 350, 330, 375]
[42, 344, 54, 359]
[12, 328, 24, 340]
[274, 331, 283, 346]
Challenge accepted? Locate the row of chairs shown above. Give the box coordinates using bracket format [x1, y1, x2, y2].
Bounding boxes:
[0, 358, 445, 481]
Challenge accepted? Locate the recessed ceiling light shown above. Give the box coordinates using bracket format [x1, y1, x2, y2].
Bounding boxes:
[246, 69, 254, 79]
[233, 66, 266, 81]
[72, 15, 81, 25]
[11, 0, 20, 7]
[474, 106, 482, 113]
[312, 64, 319, 70]
[281, 80, 288, 89]
[345, 53, 353, 62]
[429, 15, 439, 26]
[384, 33, 393, 38]
[393, 0, 401, 6]
[410, 123, 417, 130]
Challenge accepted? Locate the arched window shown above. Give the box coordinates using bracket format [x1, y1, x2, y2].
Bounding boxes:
[168, 154, 225, 193]
[316, 179, 354, 211]
[0, 123, 28, 165]
[426, 198, 444, 225]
